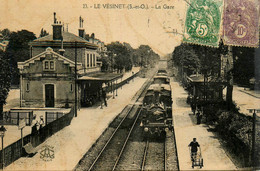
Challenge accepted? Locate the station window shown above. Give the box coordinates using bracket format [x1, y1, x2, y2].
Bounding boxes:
[70, 84, 73, 92]
[50, 61, 54, 69]
[93, 54, 96, 67]
[45, 61, 49, 69]
[87, 54, 89, 67]
[43, 60, 55, 71]
[26, 82, 30, 92]
[90, 54, 92, 67]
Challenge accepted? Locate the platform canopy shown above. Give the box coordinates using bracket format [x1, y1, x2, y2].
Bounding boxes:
[77, 72, 123, 82]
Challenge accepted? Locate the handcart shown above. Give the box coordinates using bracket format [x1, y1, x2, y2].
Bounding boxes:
[190, 147, 203, 169]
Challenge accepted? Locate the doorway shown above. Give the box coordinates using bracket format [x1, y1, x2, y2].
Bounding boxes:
[45, 84, 54, 107]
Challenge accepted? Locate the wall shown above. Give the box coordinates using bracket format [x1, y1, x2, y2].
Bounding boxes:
[22, 79, 75, 108]
[31, 46, 98, 71]
[21, 52, 76, 108]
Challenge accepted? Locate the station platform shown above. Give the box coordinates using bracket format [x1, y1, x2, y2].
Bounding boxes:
[6, 69, 146, 170]
[170, 79, 237, 170]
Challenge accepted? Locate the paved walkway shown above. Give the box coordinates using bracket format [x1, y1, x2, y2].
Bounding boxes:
[224, 85, 260, 116]
[6, 76, 147, 170]
[171, 79, 237, 170]
[2, 67, 140, 148]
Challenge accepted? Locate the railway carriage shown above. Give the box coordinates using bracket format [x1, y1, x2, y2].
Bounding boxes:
[156, 69, 168, 76]
[153, 75, 170, 84]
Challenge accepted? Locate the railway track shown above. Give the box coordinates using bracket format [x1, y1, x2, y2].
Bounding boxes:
[75, 71, 156, 171]
[75, 68, 179, 171]
[87, 75, 155, 171]
[88, 106, 141, 171]
[141, 140, 166, 171]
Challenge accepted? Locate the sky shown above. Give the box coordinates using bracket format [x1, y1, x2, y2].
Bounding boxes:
[0, 0, 187, 57]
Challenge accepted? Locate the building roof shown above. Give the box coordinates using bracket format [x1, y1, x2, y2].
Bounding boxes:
[78, 72, 123, 82]
[29, 32, 98, 49]
[18, 47, 80, 70]
[187, 74, 204, 82]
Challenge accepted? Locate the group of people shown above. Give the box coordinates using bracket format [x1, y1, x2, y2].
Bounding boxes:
[31, 115, 45, 142]
[187, 94, 202, 125]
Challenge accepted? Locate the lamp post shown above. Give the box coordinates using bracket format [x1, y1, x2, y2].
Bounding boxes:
[247, 108, 260, 168]
[0, 125, 6, 169]
[75, 41, 78, 117]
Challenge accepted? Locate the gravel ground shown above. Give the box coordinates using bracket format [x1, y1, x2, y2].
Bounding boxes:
[75, 105, 140, 171]
[75, 127, 115, 171]
[92, 128, 130, 170]
[165, 130, 179, 170]
[115, 119, 146, 170]
[75, 105, 131, 171]
[144, 141, 165, 170]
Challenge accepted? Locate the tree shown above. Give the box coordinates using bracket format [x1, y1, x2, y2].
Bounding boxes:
[106, 42, 132, 73]
[6, 30, 36, 85]
[233, 47, 255, 86]
[100, 56, 110, 72]
[39, 28, 49, 38]
[172, 43, 200, 78]
[0, 28, 11, 40]
[0, 50, 11, 119]
[135, 45, 160, 68]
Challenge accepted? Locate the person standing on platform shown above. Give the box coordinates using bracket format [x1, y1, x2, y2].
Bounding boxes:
[39, 116, 45, 142]
[191, 100, 196, 115]
[196, 111, 201, 124]
[31, 115, 38, 135]
[31, 114, 39, 145]
[102, 89, 107, 107]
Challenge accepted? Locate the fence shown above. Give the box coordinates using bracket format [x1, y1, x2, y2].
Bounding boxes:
[0, 107, 74, 169]
[45, 112, 65, 125]
[0, 111, 33, 126]
[107, 71, 138, 93]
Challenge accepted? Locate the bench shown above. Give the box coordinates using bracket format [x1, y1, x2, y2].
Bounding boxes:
[23, 143, 37, 157]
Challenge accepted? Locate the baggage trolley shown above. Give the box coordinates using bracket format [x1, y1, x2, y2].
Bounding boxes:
[190, 147, 203, 169]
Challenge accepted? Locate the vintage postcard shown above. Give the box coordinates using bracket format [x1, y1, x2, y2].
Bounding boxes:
[0, 0, 259, 170]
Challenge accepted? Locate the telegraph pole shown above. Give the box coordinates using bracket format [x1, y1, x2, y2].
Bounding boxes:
[75, 41, 78, 117]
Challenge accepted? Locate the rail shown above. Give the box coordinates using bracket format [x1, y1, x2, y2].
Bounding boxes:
[112, 108, 143, 171]
[141, 140, 149, 171]
[87, 71, 154, 171]
[87, 105, 137, 171]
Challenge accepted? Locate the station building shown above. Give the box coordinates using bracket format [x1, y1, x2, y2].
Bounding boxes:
[18, 13, 122, 108]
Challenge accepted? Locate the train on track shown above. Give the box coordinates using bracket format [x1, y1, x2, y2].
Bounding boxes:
[141, 69, 173, 139]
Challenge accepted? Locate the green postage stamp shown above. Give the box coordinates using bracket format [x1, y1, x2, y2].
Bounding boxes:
[183, 0, 223, 47]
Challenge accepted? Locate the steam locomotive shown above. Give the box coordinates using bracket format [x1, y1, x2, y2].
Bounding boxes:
[141, 69, 173, 139]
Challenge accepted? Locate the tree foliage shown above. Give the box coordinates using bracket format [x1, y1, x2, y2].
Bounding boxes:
[0, 50, 11, 117]
[5, 29, 36, 85]
[172, 43, 200, 76]
[232, 47, 255, 86]
[134, 45, 160, 68]
[106, 42, 132, 73]
[0, 28, 11, 40]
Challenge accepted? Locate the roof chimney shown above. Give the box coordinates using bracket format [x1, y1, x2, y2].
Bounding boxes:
[52, 12, 63, 40]
[91, 33, 95, 43]
[78, 16, 85, 38]
[59, 36, 65, 56]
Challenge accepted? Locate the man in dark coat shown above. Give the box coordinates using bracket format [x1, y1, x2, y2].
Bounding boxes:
[196, 111, 201, 124]
[188, 138, 200, 160]
[102, 89, 107, 107]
